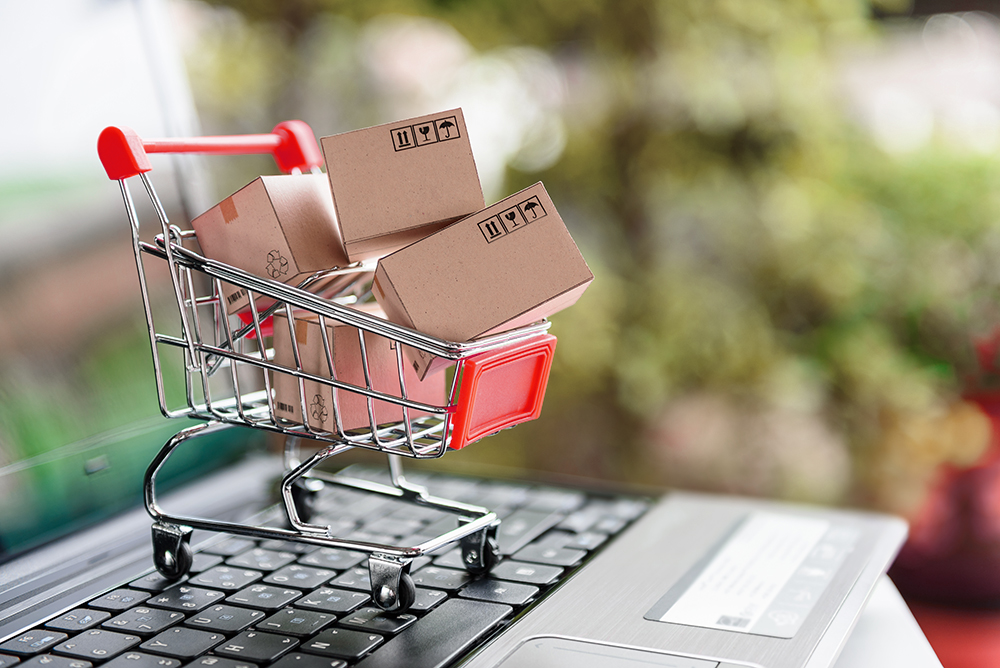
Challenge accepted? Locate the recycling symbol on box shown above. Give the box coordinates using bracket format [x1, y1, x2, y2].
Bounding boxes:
[265, 250, 289, 279]
[310, 394, 328, 423]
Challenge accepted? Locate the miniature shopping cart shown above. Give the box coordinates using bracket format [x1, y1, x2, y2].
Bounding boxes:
[97, 121, 557, 611]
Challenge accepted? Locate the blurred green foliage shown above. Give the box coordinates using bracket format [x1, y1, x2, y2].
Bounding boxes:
[188, 0, 1000, 511]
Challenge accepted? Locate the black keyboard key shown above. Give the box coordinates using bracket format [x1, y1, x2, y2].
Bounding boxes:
[102, 608, 184, 635]
[214, 631, 299, 664]
[52, 630, 141, 661]
[89, 590, 151, 612]
[360, 518, 422, 539]
[129, 574, 177, 593]
[185, 656, 258, 668]
[18, 656, 90, 668]
[556, 504, 605, 533]
[257, 609, 336, 637]
[189, 553, 225, 574]
[354, 599, 511, 668]
[201, 538, 256, 557]
[608, 498, 650, 521]
[227, 549, 297, 572]
[383, 503, 446, 524]
[225, 585, 302, 610]
[338, 608, 417, 636]
[1, 633, 68, 657]
[328, 568, 369, 592]
[299, 629, 382, 661]
[263, 565, 334, 590]
[459, 579, 538, 606]
[0, 655, 18, 668]
[513, 543, 586, 567]
[146, 585, 225, 612]
[191, 566, 263, 591]
[184, 605, 265, 633]
[409, 588, 448, 613]
[524, 489, 585, 513]
[184, 604, 266, 633]
[270, 654, 346, 668]
[409, 567, 470, 592]
[296, 588, 370, 614]
[592, 516, 627, 534]
[259, 541, 317, 555]
[139, 628, 224, 660]
[101, 652, 182, 668]
[490, 560, 562, 585]
[495, 509, 563, 555]
[564, 531, 608, 550]
[46, 610, 111, 633]
[298, 549, 365, 571]
[430, 550, 465, 570]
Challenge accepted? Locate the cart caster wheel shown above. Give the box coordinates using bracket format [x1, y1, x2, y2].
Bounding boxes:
[151, 523, 193, 580]
[290, 477, 322, 525]
[460, 521, 501, 575]
[377, 573, 416, 612]
[369, 557, 416, 612]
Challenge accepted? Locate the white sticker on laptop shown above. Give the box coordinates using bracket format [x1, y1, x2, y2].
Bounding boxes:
[644, 512, 859, 639]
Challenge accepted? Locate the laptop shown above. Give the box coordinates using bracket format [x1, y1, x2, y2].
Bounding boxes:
[0, 417, 907, 668]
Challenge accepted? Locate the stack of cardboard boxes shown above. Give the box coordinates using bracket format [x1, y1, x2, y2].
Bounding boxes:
[191, 109, 593, 435]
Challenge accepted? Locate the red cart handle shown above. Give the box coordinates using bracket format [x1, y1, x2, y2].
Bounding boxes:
[97, 120, 323, 180]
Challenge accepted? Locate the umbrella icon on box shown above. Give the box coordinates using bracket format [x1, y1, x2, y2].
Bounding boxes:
[524, 201, 539, 218]
[438, 119, 455, 138]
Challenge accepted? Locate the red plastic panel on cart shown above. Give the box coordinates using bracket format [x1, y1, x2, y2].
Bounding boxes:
[448, 334, 557, 450]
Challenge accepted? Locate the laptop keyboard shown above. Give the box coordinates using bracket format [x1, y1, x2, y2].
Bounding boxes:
[0, 467, 650, 668]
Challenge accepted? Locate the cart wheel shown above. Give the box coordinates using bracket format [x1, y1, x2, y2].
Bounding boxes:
[392, 573, 417, 612]
[460, 521, 501, 575]
[151, 522, 193, 580]
[373, 571, 416, 612]
[370, 557, 417, 612]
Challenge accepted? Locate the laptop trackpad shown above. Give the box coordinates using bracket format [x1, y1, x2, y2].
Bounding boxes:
[497, 636, 721, 668]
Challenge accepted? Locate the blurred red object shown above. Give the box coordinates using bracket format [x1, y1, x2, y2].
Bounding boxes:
[890, 392, 1000, 604]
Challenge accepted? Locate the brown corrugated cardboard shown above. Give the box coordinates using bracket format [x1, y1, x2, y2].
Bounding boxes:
[372, 182, 593, 378]
[321, 108, 484, 262]
[271, 304, 445, 432]
[191, 174, 351, 314]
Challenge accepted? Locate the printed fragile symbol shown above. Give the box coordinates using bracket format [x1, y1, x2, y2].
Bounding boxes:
[266, 250, 289, 278]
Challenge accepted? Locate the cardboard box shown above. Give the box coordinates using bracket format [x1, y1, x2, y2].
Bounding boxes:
[372, 182, 593, 378]
[321, 108, 485, 262]
[271, 304, 445, 432]
[191, 174, 351, 314]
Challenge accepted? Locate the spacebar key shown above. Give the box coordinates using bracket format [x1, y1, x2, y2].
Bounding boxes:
[355, 599, 512, 668]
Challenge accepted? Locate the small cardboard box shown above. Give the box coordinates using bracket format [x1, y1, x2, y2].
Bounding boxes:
[321, 108, 484, 262]
[373, 182, 593, 378]
[191, 174, 351, 314]
[271, 304, 445, 432]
